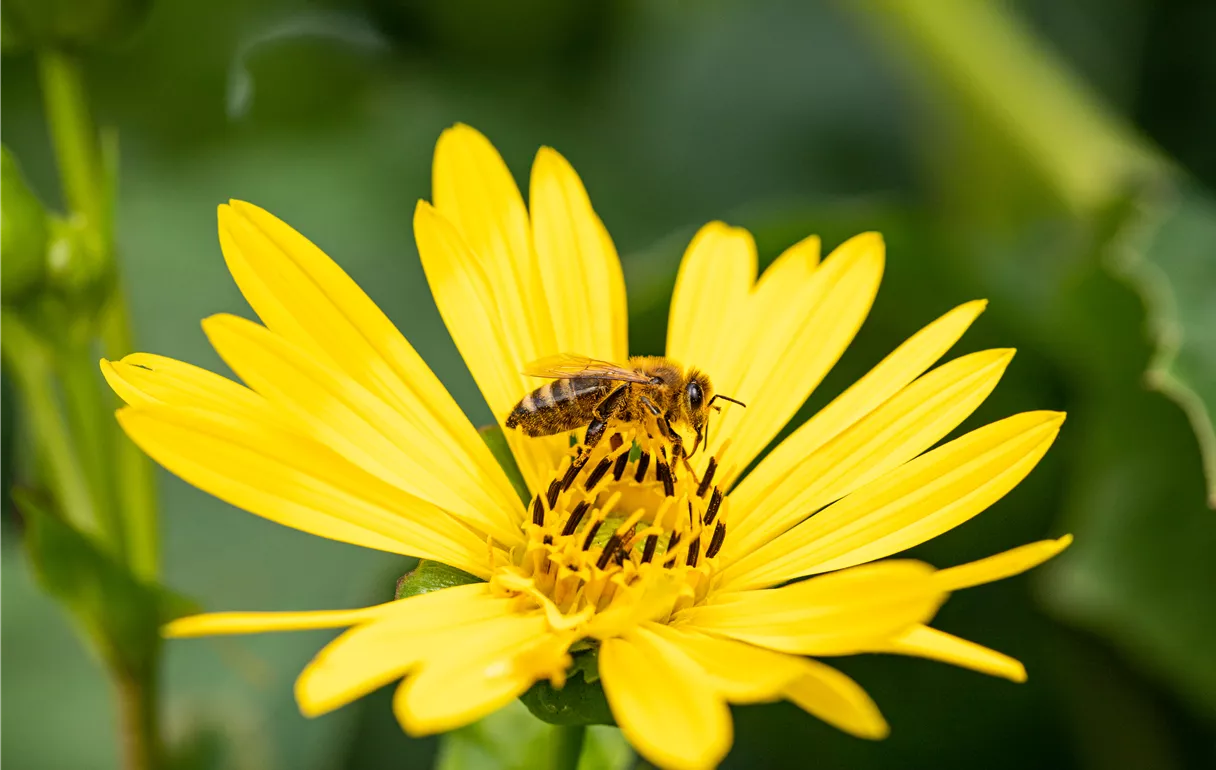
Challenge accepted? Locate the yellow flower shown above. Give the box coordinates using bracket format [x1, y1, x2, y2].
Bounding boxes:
[103, 124, 1069, 770]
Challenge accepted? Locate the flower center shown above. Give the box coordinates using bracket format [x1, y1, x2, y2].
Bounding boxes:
[489, 429, 730, 629]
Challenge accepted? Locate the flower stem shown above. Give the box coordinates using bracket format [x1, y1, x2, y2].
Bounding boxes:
[35, 43, 164, 770]
[58, 332, 125, 555]
[0, 312, 98, 535]
[102, 297, 159, 580]
[38, 48, 105, 228]
[551, 725, 586, 770]
[116, 664, 162, 770]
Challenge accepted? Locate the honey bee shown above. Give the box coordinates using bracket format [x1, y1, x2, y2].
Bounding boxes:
[505, 353, 745, 466]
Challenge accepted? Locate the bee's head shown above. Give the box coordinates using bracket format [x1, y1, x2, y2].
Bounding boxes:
[683, 371, 713, 436]
[683, 372, 745, 460]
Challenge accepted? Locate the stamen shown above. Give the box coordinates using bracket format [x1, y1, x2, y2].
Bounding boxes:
[634, 451, 651, 482]
[562, 501, 591, 536]
[543, 534, 554, 546]
[666, 531, 680, 552]
[697, 458, 717, 498]
[596, 534, 623, 569]
[641, 534, 659, 563]
[704, 487, 723, 525]
[656, 460, 675, 497]
[547, 478, 562, 509]
[531, 496, 545, 526]
[560, 458, 583, 493]
[685, 537, 701, 567]
[581, 520, 603, 551]
[706, 521, 726, 558]
[612, 451, 630, 482]
[584, 457, 614, 491]
[609, 433, 624, 451]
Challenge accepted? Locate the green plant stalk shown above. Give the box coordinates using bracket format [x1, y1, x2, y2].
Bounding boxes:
[851, 0, 1163, 214]
[551, 725, 586, 770]
[1, 312, 98, 535]
[116, 660, 162, 770]
[37, 45, 163, 770]
[58, 332, 125, 556]
[102, 296, 159, 579]
[38, 49, 106, 229]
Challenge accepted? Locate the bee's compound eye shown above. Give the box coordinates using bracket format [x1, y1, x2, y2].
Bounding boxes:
[687, 381, 704, 409]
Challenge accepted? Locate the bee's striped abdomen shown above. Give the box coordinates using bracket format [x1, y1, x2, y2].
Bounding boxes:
[506, 377, 614, 437]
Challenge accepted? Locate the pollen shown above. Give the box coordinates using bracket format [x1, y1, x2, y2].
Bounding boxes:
[489, 429, 733, 626]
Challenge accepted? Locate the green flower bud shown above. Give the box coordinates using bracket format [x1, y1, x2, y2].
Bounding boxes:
[1, 146, 50, 304]
[44, 213, 110, 307]
[1, 0, 152, 51]
[394, 559, 482, 600]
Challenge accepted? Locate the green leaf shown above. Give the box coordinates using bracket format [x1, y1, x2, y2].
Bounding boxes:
[1110, 183, 1216, 506]
[394, 559, 483, 600]
[14, 489, 196, 674]
[436, 700, 631, 770]
[480, 424, 531, 505]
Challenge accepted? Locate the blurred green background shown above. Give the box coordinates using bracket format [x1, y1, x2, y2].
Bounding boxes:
[3, 0, 1216, 768]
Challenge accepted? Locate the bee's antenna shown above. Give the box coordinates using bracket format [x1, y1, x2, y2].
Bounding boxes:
[697, 395, 744, 459]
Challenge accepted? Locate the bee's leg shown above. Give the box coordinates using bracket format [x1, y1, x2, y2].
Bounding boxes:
[584, 385, 630, 455]
[562, 385, 629, 492]
[661, 415, 703, 486]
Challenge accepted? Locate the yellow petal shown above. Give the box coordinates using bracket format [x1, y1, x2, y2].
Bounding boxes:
[706, 232, 885, 480]
[202, 314, 522, 546]
[432, 124, 556, 363]
[393, 613, 567, 735]
[295, 584, 509, 716]
[646, 624, 806, 703]
[682, 561, 944, 655]
[116, 406, 492, 576]
[428, 126, 572, 489]
[739, 300, 987, 507]
[600, 627, 733, 770]
[414, 200, 567, 495]
[216, 202, 520, 522]
[878, 625, 1026, 682]
[934, 535, 1073, 591]
[720, 411, 1065, 590]
[666, 222, 758, 387]
[165, 604, 395, 638]
[529, 146, 628, 363]
[783, 658, 889, 739]
[725, 348, 1014, 561]
[102, 354, 271, 419]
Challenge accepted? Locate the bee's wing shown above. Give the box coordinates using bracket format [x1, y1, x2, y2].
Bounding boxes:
[522, 353, 653, 383]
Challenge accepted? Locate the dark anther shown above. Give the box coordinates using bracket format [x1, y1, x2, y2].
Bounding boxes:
[612, 451, 630, 482]
[560, 457, 583, 493]
[634, 452, 651, 483]
[697, 458, 718, 498]
[543, 534, 554, 546]
[562, 501, 591, 536]
[582, 520, 603, 550]
[666, 531, 681, 552]
[706, 521, 726, 558]
[656, 460, 675, 497]
[584, 457, 614, 491]
[596, 534, 623, 569]
[704, 487, 723, 525]
[641, 534, 659, 563]
[685, 537, 701, 567]
[609, 433, 624, 451]
[547, 478, 562, 509]
[531, 496, 545, 526]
